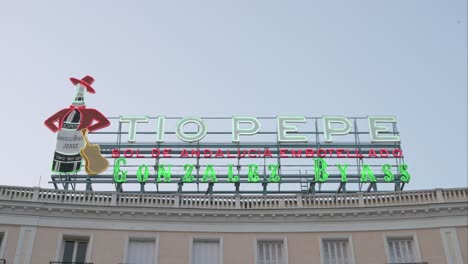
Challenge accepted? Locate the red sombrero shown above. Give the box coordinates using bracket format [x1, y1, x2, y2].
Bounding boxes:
[70, 75, 96, 94]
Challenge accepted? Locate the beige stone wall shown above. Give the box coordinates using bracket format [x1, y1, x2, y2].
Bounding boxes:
[287, 233, 320, 264]
[457, 226, 468, 264]
[159, 232, 190, 264]
[352, 231, 386, 264]
[1, 224, 467, 263]
[0, 225, 20, 262]
[417, 228, 448, 264]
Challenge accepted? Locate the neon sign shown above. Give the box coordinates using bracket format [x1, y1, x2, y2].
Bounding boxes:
[112, 158, 410, 184]
[44, 80, 410, 194]
[45, 76, 110, 175]
[118, 115, 400, 143]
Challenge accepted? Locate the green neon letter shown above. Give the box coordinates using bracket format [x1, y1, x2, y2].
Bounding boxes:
[202, 164, 218, 183]
[157, 164, 172, 183]
[382, 164, 395, 182]
[136, 164, 149, 183]
[336, 164, 348, 183]
[314, 158, 329, 183]
[175, 116, 208, 142]
[368, 116, 400, 142]
[113, 158, 128, 183]
[183, 164, 195, 183]
[268, 164, 280, 182]
[398, 164, 411, 183]
[119, 116, 149, 143]
[248, 164, 260, 183]
[360, 164, 377, 183]
[323, 116, 352, 142]
[227, 164, 240, 183]
[156, 116, 166, 143]
[277, 116, 308, 142]
[232, 116, 261, 143]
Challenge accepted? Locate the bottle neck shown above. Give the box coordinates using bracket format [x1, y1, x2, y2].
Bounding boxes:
[72, 84, 86, 106]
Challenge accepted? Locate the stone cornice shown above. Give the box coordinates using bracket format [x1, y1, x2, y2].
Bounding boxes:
[0, 186, 466, 232]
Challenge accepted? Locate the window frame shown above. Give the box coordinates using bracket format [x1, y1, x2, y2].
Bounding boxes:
[384, 233, 422, 263]
[254, 237, 288, 264]
[55, 232, 93, 263]
[189, 236, 223, 264]
[319, 235, 355, 264]
[62, 239, 88, 262]
[0, 229, 7, 260]
[123, 235, 159, 264]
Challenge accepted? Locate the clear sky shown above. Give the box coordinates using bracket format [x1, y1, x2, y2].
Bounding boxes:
[0, 0, 466, 190]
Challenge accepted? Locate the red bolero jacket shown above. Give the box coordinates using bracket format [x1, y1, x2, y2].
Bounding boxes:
[44, 105, 110, 133]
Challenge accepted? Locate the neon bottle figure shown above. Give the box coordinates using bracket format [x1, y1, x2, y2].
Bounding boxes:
[44, 76, 110, 174]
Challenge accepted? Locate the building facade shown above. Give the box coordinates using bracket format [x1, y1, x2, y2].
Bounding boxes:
[0, 186, 466, 264]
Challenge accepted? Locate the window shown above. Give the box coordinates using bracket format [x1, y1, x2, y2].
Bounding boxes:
[192, 239, 220, 264]
[257, 240, 284, 264]
[62, 237, 89, 263]
[127, 238, 156, 264]
[386, 237, 418, 263]
[322, 238, 352, 264]
[0, 232, 4, 262]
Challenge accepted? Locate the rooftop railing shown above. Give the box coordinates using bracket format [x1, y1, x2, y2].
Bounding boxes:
[0, 185, 466, 210]
[49, 262, 93, 264]
[386, 262, 428, 264]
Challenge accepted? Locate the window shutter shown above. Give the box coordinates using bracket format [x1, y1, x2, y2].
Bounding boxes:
[322, 239, 351, 264]
[257, 241, 283, 264]
[192, 240, 219, 264]
[388, 238, 417, 263]
[128, 239, 156, 264]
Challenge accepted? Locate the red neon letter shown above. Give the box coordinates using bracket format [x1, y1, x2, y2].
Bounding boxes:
[248, 149, 258, 158]
[368, 149, 377, 158]
[317, 148, 327, 158]
[346, 149, 355, 158]
[180, 149, 189, 158]
[152, 148, 160, 158]
[163, 149, 172, 158]
[204, 149, 213, 158]
[379, 149, 389, 158]
[263, 148, 273, 158]
[306, 148, 314, 158]
[215, 149, 225, 158]
[336, 148, 344, 158]
[191, 149, 200, 157]
[392, 148, 403, 158]
[112, 149, 120, 158]
[291, 149, 302, 158]
[136, 149, 144, 158]
[124, 149, 134, 158]
[355, 149, 364, 158]
[280, 148, 288, 158]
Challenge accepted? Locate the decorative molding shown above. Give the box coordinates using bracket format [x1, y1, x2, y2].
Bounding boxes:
[13, 226, 36, 264]
[0, 186, 466, 233]
[440, 227, 464, 264]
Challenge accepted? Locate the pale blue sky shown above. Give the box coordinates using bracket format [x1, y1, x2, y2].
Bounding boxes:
[0, 0, 466, 190]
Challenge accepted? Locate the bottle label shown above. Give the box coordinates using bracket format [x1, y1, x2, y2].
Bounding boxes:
[55, 129, 85, 155]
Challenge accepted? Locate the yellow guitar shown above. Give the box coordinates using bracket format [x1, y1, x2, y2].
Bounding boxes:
[80, 129, 109, 175]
